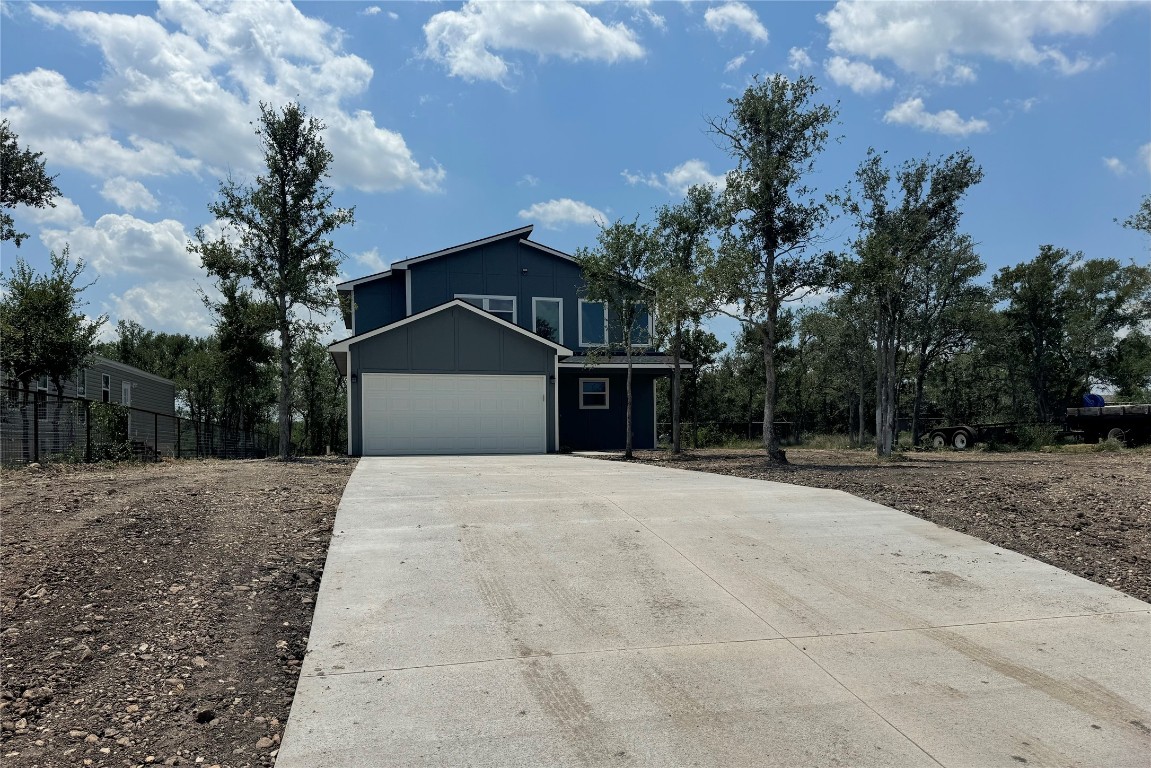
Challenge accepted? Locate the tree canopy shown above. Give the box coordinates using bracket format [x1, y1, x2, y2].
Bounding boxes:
[1, 119, 61, 247]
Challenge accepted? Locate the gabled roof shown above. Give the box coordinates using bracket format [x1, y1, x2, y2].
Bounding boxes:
[335, 225, 537, 290]
[327, 299, 574, 374]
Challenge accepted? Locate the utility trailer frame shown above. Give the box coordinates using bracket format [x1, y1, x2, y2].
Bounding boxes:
[924, 404, 1151, 450]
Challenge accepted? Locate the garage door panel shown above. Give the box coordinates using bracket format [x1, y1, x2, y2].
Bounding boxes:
[362, 373, 546, 455]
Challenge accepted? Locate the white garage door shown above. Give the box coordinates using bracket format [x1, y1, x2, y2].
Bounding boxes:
[362, 373, 546, 455]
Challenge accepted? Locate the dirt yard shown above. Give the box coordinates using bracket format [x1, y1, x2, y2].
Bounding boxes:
[2, 449, 1149, 767]
[623, 447, 1151, 603]
[1, 458, 355, 768]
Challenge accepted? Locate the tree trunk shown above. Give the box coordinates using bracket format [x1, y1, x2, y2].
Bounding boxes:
[625, 345, 634, 460]
[857, 372, 865, 449]
[910, 349, 929, 447]
[875, 300, 896, 458]
[278, 316, 292, 461]
[760, 320, 787, 464]
[670, 321, 682, 454]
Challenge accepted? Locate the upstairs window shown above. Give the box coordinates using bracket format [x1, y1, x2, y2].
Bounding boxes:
[457, 295, 516, 324]
[629, 304, 653, 347]
[532, 297, 562, 344]
[578, 300, 607, 347]
[101, 373, 111, 403]
[76, 368, 87, 397]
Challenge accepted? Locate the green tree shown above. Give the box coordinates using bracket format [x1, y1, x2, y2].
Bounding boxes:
[847, 150, 983, 456]
[0, 248, 105, 399]
[993, 246, 1151, 421]
[706, 74, 839, 463]
[576, 218, 655, 459]
[1, 119, 61, 247]
[208, 280, 277, 441]
[294, 337, 346, 455]
[1105, 330, 1151, 399]
[1119, 194, 1150, 235]
[189, 102, 354, 460]
[905, 234, 990, 444]
[651, 184, 719, 454]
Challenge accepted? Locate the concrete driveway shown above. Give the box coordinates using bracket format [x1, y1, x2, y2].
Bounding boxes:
[278, 456, 1150, 767]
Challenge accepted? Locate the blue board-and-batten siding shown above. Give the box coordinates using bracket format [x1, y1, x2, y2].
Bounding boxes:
[347, 305, 558, 455]
[558, 368, 659, 451]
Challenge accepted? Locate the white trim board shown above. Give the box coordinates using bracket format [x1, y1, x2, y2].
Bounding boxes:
[455, 294, 517, 324]
[92, 355, 176, 386]
[328, 299, 574, 356]
[391, 225, 534, 269]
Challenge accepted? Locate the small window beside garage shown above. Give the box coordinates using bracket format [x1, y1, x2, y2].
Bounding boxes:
[456, 294, 516, 324]
[580, 378, 609, 409]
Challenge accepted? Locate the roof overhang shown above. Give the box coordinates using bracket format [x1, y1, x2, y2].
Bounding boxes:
[328, 298, 574, 375]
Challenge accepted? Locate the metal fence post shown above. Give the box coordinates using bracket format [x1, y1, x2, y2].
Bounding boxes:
[176, 417, 181, 460]
[85, 400, 92, 463]
[32, 395, 40, 464]
[154, 412, 159, 462]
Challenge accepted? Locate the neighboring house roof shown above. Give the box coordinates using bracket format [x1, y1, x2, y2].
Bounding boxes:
[335, 225, 544, 290]
[327, 298, 575, 375]
[559, 355, 693, 370]
[91, 355, 176, 386]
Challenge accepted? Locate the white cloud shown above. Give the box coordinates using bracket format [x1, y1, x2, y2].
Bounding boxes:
[353, 248, 388, 273]
[824, 56, 893, 94]
[388, 11, 399, 21]
[101, 177, 159, 212]
[39, 214, 201, 279]
[724, 53, 749, 73]
[109, 280, 214, 336]
[1103, 157, 1129, 176]
[3, 1, 439, 192]
[423, 1, 645, 84]
[517, 174, 541, 187]
[704, 2, 768, 43]
[622, 159, 726, 197]
[17, 195, 85, 229]
[1140, 143, 1151, 176]
[518, 198, 607, 229]
[788, 47, 813, 71]
[360, 6, 381, 16]
[884, 98, 990, 137]
[822, 0, 1114, 82]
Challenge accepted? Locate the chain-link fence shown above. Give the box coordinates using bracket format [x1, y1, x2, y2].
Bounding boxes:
[1, 386, 278, 465]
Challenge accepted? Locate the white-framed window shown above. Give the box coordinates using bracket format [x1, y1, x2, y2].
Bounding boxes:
[532, 297, 563, 344]
[579, 378, 609, 409]
[456, 294, 516, 324]
[578, 299, 607, 347]
[629, 304, 653, 348]
[37, 374, 49, 391]
[76, 368, 87, 397]
[101, 373, 111, 403]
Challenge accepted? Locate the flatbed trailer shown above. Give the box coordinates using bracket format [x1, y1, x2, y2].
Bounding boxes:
[924, 404, 1151, 450]
[1065, 404, 1151, 446]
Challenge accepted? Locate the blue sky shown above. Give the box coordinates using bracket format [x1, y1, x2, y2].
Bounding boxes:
[2, 0, 1148, 350]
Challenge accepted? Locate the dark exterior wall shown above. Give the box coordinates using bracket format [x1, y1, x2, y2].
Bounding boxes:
[347, 306, 559, 455]
[558, 368, 661, 451]
[352, 273, 406, 333]
[348, 238, 663, 359]
[407, 240, 603, 352]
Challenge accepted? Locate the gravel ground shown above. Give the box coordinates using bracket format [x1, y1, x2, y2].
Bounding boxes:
[3, 447, 1148, 767]
[1, 457, 355, 768]
[619, 447, 1151, 603]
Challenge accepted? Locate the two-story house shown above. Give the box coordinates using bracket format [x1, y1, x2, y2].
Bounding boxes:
[327, 225, 687, 456]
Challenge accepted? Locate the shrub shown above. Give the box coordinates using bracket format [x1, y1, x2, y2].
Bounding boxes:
[1014, 424, 1058, 451]
[1094, 437, 1125, 453]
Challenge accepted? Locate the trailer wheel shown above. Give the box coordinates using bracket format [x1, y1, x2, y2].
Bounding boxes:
[1106, 427, 1127, 446]
[952, 430, 971, 450]
[929, 431, 947, 449]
